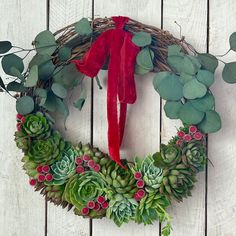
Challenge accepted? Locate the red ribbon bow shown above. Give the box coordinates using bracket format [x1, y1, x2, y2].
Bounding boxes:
[72, 16, 139, 168]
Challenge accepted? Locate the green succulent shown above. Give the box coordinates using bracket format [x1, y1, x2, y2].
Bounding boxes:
[159, 163, 197, 202]
[28, 131, 65, 165]
[21, 112, 51, 139]
[63, 171, 106, 218]
[43, 184, 66, 206]
[21, 155, 39, 178]
[15, 131, 30, 151]
[106, 193, 138, 226]
[182, 140, 206, 172]
[100, 160, 137, 198]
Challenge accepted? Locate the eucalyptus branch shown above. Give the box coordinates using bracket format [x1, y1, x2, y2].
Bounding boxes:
[215, 48, 231, 57]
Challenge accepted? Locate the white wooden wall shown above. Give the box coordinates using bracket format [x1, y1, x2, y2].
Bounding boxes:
[0, 1, 236, 236]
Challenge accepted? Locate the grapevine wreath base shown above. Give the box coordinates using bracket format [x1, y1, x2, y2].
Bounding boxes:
[1, 16, 236, 236]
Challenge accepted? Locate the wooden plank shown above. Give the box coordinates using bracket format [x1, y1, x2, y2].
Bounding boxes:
[0, 1, 46, 235]
[47, 1, 92, 236]
[208, 1, 236, 235]
[162, 1, 207, 235]
[93, 1, 162, 235]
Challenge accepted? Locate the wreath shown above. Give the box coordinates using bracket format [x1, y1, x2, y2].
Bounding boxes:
[1, 16, 236, 236]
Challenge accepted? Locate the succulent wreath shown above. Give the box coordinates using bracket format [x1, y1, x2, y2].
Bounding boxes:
[1, 16, 236, 236]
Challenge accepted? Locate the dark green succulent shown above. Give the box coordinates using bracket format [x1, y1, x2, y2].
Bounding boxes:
[28, 131, 65, 165]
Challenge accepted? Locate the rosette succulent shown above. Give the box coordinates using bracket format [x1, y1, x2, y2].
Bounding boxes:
[182, 140, 206, 172]
[47, 146, 77, 185]
[15, 131, 29, 151]
[22, 155, 39, 178]
[106, 194, 138, 226]
[21, 112, 51, 139]
[63, 171, 107, 218]
[28, 131, 65, 165]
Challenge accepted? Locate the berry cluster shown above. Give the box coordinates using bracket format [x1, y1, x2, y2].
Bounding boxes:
[81, 196, 109, 216]
[75, 155, 101, 174]
[133, 172, 146, 201]
[29, 165, 53, 186]
[176, 125, 204, 146]
[16, 114, 26, 132]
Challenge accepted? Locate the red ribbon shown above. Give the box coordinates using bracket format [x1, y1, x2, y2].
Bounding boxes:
[72, 16, 139, 168]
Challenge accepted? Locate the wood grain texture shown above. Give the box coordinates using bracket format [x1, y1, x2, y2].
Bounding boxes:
[162, 1, 207, 235]
[47, 1, 92, 236]
[0, 1, 47, 235]
[92, 1, 162, 235]
[208, 1, 236, 235]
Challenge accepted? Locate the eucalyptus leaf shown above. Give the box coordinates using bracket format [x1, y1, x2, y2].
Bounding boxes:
[42, 91, 57, 112]
[135, 64, 150, 75]
[179, 73, 193, 84]
[197, 53, 218, 73]
[25, 65, 38, 87]
[0, 76, 6, 90]
[29, 54, 51, 68]
[7, 81, 28, 92]
[153, 72, 172, 91]
[190, 92, 215, 112]
[183, 79, 207, 99]
[2, 54, 24, 76]
[0, 41, 12, 54]
[34, 30, 57, 55]
[10, 67, 24, 81]
[73, 86, 87, 111]
[167, 45, 183, 57]
[179, 102, 205, 124]
[132, 32, 152, 47]
[51, 82, 67, 98]
[187, 55, 201, 71]
[16, 96, 34, 115]
[164, 101, 183, 119]
[58, 47, 71, 61]
[222, 62, 236, 83]
[38, 59, 55, 81]
[56, 98, 69, 125]
[34, 88, 47, 98]
[196, 69, 214, 87]
[74, 18, 92, 35]
[136, 47, 154, 70]
[229, 32, 236, 51]
[198, 110, 221, 133]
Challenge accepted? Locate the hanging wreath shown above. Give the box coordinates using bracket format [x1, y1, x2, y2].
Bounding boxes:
[1, 16, 236, 236]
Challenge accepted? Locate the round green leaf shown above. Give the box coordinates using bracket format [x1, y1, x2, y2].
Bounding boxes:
[25, 65, 38, 87]
[42, 91, 57, 112]
[179, 73, 193, 84]
[38, 60, 55, 81]
[222, 62, 236, 83]
[198, 110, 221, 133]
[132, 32, 152, 47]
[167, 45, 183, 57]
[51, 82, 67, 98]
[2, 54, 24, 76]
[16, 96, 34, 115]
[190, 93, 215, 112]
[34, 88, 47, 98]
[58, 47, 71, 61]
[196, 69, 214, 87]
[136, 48, 154, 70]
[0, 41, 12, 54]
[229, 32, 236, 51]
[74, 18, 92, 35]
[179, 102, 205, 124]
[135, 64, 150, 75]
[183, 79, 207, 99]
[157, 74, 183, 100]
[7, 81, 28, 92]
[34, 30, 57, 55]
[153, 72, 172, 91]
[164, 101, 183, 119]
[197, 53, 218, 73]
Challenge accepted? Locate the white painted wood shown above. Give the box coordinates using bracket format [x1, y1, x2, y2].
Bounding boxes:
[0, 1, 46, 235]
[47, 1, 92, 236]
[162, 1, 207, 235]
[93, 1, 161, 236]
[208, 1, 236, 235]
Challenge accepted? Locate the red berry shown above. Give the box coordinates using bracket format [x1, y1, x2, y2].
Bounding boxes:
[176, 139, 183, 146]
[75, 157, 83, 165]
[177, 130, 185, 138]
[101, 201, 109, 209]
[134, 193, 141, 201]
[137, 189, 146, 198]
[16, 114, 23, 120]
[189, 125, 197, 134]
[38, 174, 45, 182]
[81, 207, 90, 215]
[88, 160, 95, 168]
[29, 179, 37, 186]
[134, 172, 142, 180]
[83, 155, 90, 161]
[87, 201, 95, 209]
[193, 132, 203, 140]
[16, 123, 22, 132]
[20, 116, 26, 123]
[45, 173, 53, 182]
[136, 179, 145, 188]
[94, 202, 101, 211]
[97, 196, 105, 204]
[42, 165, 50, 173]
[36, 165, 43, 173]
[76, 165, 84, 174]
[93, 164, 101, 172]
[184, 134, 192, 142]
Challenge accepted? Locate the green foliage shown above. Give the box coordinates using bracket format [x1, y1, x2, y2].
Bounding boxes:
[7, 81, 28, 92]
[16, 96, 34, 115]
[51, 82, 67, 99]
[132, 32, 152, 47]
[164, 101, 183, 119]
[25, 65, 38, 87]
[183, 79, 207, 99]
[73, 85, 87, 111]
[136, 47, 154, 71]
[196, 69, 214, 87]
[58, 47, 71, 61]
[0, 41, 12, 54]
[197, 53, 218, 73]
[229, 32, 236, 51]
[222, 62, 236, 83]
[74, 18, 92, 35]
[167, 45, 183, 57]
[190, 92, 215, 112]
[2, 54, 24, 76]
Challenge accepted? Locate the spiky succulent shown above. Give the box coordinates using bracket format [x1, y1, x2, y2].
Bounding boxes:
[20, 112, 51, 139]
[47, 146, 77, 185]
[181, 140, 206, 172]
[27, 131, 65, 165]
[159, 163, 197, 202]
[106, 194, 138, 226]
